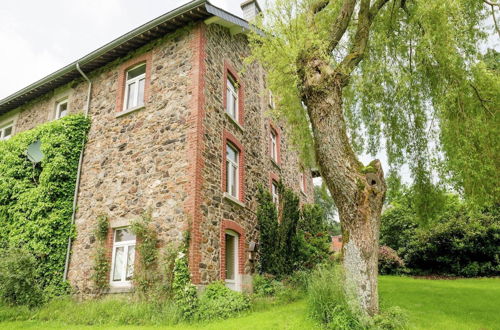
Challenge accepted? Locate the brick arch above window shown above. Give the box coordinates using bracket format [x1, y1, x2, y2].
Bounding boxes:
[223, 60, 245, 125]
[115, 52, 153, 113]
[220, 219, 246, 281]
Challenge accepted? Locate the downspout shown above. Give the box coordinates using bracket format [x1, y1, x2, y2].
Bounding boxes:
[63, 63, 92, 280]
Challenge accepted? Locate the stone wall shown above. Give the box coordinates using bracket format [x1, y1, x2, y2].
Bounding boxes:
[193, 23, 314, 289]
[1, 20, 314, 294]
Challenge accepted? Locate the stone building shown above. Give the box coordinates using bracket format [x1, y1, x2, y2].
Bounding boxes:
[0, 0, 314, 293]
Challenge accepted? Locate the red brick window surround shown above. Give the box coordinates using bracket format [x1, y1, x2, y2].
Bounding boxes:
[220, 220, 246, 282]
[222, 130, 245, 202]
[115, 52, 152, 113]
[269, 121, 281, 165]
[223, 61, 244, 125]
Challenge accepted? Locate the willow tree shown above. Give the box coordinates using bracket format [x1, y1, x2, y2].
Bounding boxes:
[248, 0, 499, 315]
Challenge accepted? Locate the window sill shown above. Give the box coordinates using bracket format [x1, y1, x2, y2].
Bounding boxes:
[115, 105, 145, 118]
[108, 285, 134, 294]
[223, 192, 245, 208]
[225, 112, 244, 131]
[271, 158, 281, 169]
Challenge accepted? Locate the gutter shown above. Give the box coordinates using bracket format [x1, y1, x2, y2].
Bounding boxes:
[63, 63, 92, 281]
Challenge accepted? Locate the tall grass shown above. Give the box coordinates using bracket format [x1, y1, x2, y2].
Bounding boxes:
[307, 262, 408, 330]
[307, 263, 364, 329]
[0, 296, 182, 326]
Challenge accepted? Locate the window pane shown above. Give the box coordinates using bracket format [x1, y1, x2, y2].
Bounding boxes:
[137, 78, 145, 107]
[3, 126, 13, 138]
[127, 64, 146, 79]
[115, 228, 135, 242]
[225, 234, 236, 280]
[126, 245, 135, 280]
[126, 82, 137, 109]
[230, 165, 237, 197]
[113, 246, 125, 281]
[58, 102, 68, 118]
[226, 145, 237, 163]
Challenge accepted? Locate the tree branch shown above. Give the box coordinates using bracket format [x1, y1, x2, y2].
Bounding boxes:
[328, 0, 358, 52]
[489, 4, 500, 37]
[337, 0, 390, 74]
[483, 0, 499, 7]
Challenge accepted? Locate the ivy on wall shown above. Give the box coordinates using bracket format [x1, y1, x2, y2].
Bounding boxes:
[0, 114, 90, 296]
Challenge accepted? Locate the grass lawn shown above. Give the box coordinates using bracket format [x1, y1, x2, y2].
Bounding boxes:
[1, 276, 499, 329]
[379, 276, 500, 330]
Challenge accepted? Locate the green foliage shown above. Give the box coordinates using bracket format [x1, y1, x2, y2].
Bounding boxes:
[196, 281, 250, 321]
[253, 274, 282, 297]
[131, 211, 160, 297]
[248, 0, 498, 210]
[378, 246, 406, 276]
[0, 248, 44, 307]
[172, 234, 198, 320]
[91, 215, 109, 294]
[14, 296, 181, 326]
[0, 114, 90, 298]
[307, 263, 364, 329]
[404, 209, 500, 277]
[382, 187, 500, 276]
[372, 306, 408, 330]
[314, 184, 341, 235]
[256, 185, 331, 278]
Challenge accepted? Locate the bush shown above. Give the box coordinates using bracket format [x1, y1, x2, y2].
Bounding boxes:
[0, 248, 44, 307]
[196, 281, 250, 321]
[253, 274, 282, 297]
[404, 211, 500, 277]
[378, 246, 406, 275]
[372, 306, 408, 330]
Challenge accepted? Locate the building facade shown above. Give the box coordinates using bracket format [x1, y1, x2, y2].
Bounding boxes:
[0, 1, 314, 294]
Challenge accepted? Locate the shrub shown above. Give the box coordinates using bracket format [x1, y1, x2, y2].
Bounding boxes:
[172, 248, 198, 320]
[404, 210, 500, 277]
[256, 185, 331, 278]
[0, 248, 44, 307]
[253, 274, 282, 297]
[372, 306, 408, 330]
[196, 281, 250, 321]
[378, 246, 406, 275]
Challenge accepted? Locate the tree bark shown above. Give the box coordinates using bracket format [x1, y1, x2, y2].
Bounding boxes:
[299, 62, 386, 315]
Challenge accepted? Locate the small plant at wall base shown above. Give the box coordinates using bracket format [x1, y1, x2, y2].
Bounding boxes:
[131, 211, 160, 298]
[91, 215, 110, 294]
[0, 114, 90, 302]
[172, 231, 198, 320]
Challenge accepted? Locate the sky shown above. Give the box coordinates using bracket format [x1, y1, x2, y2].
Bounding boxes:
[0, 1, 497, 186]
[0, 0, 254, 99]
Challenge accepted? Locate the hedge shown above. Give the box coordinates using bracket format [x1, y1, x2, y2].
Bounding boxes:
[0, 114, 90, 296]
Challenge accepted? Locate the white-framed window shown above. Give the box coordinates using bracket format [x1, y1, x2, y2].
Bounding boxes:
[270, 128, 278, 162]
[271, 181, 279, 206]
[299, 172, 305, 193]
[55, 99, 69, 119]
[0, 122, 13, 141]
[226, 143, 240, 199]
[225, 230, 239, 291]
[110, 228, 136, 287]
[123, 63, 146, 111]
[226, 76, 239, 121]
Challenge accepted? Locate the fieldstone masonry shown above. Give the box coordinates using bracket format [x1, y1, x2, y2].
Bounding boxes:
[3, 21, 313, 294]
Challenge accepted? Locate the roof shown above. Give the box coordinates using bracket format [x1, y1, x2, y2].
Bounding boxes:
[0, 0, 251, 116]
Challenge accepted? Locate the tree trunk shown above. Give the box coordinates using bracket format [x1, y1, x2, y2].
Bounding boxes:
[303, 72, 386, 316]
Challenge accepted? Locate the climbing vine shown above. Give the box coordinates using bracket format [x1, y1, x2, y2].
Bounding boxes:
[91, 215, 110, 294]
[0, 114, 90, 297]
